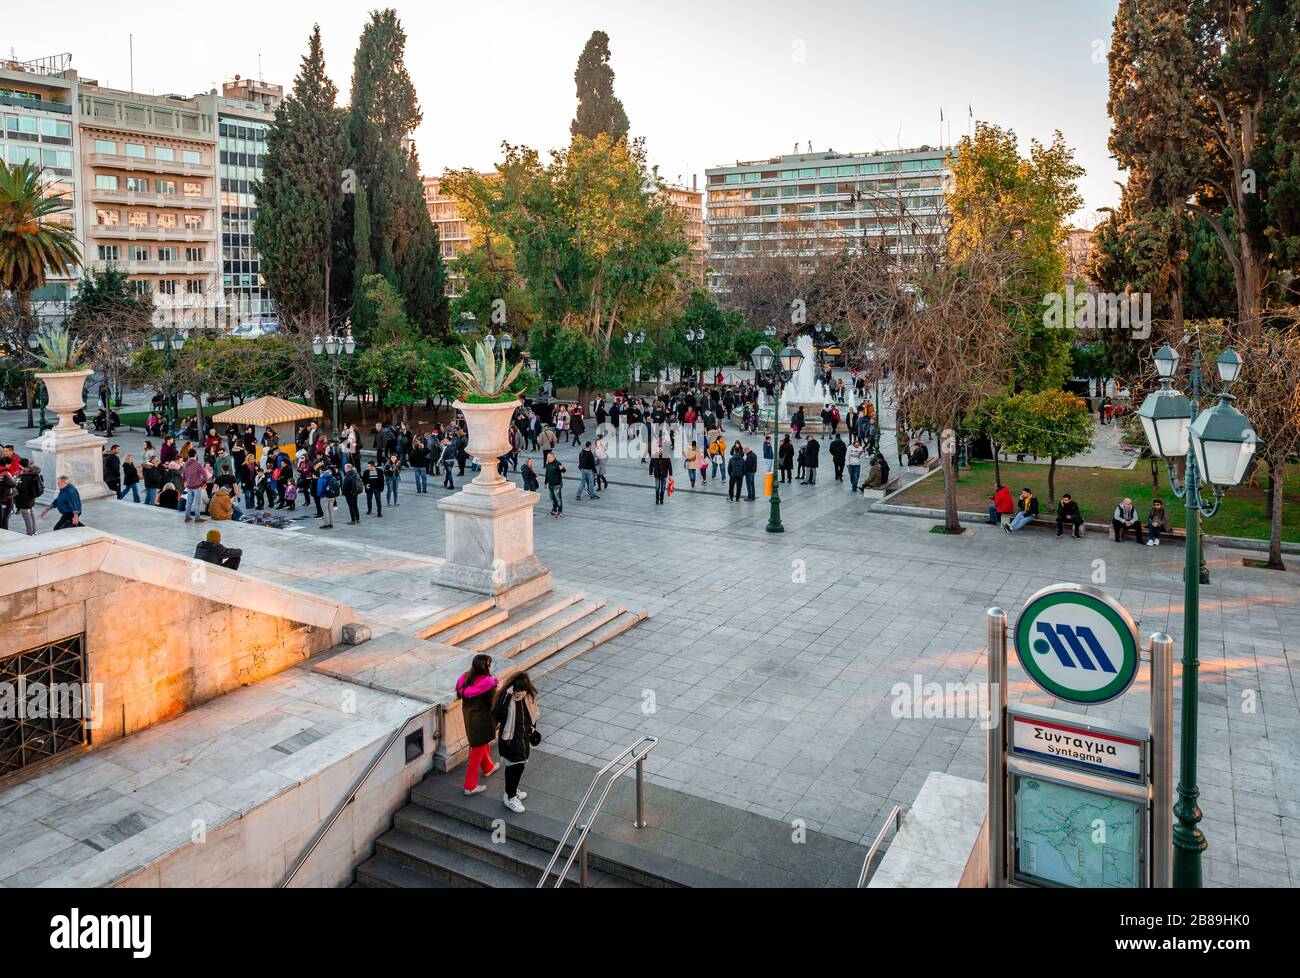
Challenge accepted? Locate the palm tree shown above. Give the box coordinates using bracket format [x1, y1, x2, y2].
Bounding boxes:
[0, 159, 81, 427]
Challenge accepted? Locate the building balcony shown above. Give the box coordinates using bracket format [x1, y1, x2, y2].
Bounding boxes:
[88, 259, 218, 276]
[86, 153, 215, 177]
[90, 225, 217, 243]
[88, 187, 215, 209]
[0, 91, 72, 114]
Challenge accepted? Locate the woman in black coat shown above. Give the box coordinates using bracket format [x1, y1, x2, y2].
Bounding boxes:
[778, 434, 795, 483]
[493, 673, 539, 813]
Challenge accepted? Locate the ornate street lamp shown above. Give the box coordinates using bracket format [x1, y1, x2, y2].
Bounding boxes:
[25, 331, 48, 432]
[313, 326, 357, 435]
[623, 329, 645, 392]
[1138, 340, 1257, 889]
[148, 327, 187, 434]
[752, 341, 804, 533]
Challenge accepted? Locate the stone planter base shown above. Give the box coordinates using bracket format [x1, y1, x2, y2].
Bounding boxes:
[26, 427, 110, 501]
[435, 479, 546, 595]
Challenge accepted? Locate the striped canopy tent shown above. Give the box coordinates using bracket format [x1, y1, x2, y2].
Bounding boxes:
[211, 396, 322, 461]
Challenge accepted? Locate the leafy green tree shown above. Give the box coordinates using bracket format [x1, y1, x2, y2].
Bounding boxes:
[444, 134, 687, 407]
[947, 123, 1081, 393]
[354, 340, 450, 422]
[255, 26, 348, 325]
[357, 273, 413, 346]
[995, 389, 1094, 506]
[570, 30, 629, 143]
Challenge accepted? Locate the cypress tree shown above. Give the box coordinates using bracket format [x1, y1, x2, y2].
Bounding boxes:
[570, 30, 629, 143]
[254, 25, 346, 326]
[346, 9, 445, 334]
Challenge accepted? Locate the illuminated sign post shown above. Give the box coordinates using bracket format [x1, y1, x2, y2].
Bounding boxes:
[986, 584, 1174, 888]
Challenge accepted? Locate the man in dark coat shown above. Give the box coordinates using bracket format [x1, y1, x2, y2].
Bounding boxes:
[194, 529, 241, 569]
[648, 450, 672, 505]
[743, 447, 759, 501]
[801, 436, 820, 485]
[102, 445, 122, 495]
[727, 450, 746, 501]
[829, 434, 847, 481]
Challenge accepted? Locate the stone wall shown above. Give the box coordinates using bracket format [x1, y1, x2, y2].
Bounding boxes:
[1, 569, 336, 749]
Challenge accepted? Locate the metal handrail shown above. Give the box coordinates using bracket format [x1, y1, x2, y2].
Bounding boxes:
[537, 735, 658, 888]
[281, 705, 438, 888]
[857, 805, 902, 888]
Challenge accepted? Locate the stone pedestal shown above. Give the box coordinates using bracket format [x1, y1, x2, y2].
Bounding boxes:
[436, 478, 545, 595]
[26, 369, 110, 501]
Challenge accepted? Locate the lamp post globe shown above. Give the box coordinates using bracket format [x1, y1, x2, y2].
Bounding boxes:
[1189, 397, 1256, 488]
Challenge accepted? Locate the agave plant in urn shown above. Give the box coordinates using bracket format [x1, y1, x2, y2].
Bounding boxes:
[32, 326, 93, 433]
[448, 340, 525, 487]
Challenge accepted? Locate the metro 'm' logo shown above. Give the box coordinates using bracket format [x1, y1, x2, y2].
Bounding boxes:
[1033, 622, 1118, 674]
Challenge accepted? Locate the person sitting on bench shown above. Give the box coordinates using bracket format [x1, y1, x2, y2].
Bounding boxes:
[907, 440, 929, 466]
[1146, 499, 1171, 546]
[194, 528, 242, 569]
[1055, 493, 1083, 538]
[1112, 498, 1143, 544]
[1005, 488, 1038, 533]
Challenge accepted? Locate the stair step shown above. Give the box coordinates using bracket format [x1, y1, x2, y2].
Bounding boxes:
[354, 855, 451, 888]
[393, 804, 638, 888]
[374, 829, 534, 888]
[531, 611, 646, 680]
[483, 597, 606, 661]
[461, 592, 586, 655]
[438, 607, 510, 646]
[414, 596, 497, 640]
[506, 603, 624, 672]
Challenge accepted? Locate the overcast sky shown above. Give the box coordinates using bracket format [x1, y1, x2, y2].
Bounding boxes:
[10, 0, 1123, 221]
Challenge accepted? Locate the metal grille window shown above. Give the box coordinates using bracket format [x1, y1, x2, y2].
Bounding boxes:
[0, 636, 89, 777]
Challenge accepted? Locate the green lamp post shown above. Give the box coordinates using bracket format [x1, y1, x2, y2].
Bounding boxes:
[149, 328, 187, 435]
[751, 339, 804, 533]
[1137, 342, 1256, 888]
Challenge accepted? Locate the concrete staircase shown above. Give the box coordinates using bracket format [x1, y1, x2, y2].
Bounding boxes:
[420, 589, 646, 680]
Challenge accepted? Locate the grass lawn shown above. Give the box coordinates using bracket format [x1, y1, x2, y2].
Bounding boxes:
[889, 460, 1299, 544]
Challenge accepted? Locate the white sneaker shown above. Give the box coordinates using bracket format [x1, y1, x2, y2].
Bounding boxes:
[1154, 538, 1160, 546]
[503, 793, 526, 813]
[1146, 540, 1154, 546]
[516, 790, 527, 800]
[464, 785, 487, 797]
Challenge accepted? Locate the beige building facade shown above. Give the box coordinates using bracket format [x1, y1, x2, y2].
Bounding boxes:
[78, 85, 220, 321]
[665, 182, 707, 286]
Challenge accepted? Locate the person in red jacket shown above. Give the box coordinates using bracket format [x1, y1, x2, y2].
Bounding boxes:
[988, 483, 1014, 526]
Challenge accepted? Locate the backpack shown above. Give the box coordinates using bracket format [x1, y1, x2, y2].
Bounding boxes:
[34, 472, 45, 497]
[324, 474, 341, 498]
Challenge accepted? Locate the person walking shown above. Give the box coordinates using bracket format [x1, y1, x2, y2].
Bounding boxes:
[577, 441, 599, 500]
[847, 438, 865, 492]
[384, 453, 402, 507]
[410, 436, 429, 494]
[13, 461, 40, 535]
[317, 467, 339, 530]
[521, 457, 540, 492]
[544, 451, 566, 517]
[829, 434, 847, 482]
[182, 450, 207, 523]
[41, 475, 82, 530]
[457, 652, 496, 795]
[778, 434, 794, 484]
[103, 445, 122, 497]
[743, 446, 758, 501]
[340, 464, 362, 524]
[362, 460, 384, 517]
[648, 449, 672, 505]
[440, 437, 457, 490]
[118, 453, 141, 502]
[456, 653, 500, 797]
[727, 447, 745, 501]
[684, 441, 700, 488]
[802, 436, 820, 486]
[493, 672, 540, 813]
[594, 436, 609, 492]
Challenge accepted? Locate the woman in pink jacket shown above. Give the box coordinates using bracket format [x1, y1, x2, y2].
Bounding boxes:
[455, 654, 500, 796]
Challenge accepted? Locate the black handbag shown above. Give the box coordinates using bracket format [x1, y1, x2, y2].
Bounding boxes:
[529, 729, 542, 747]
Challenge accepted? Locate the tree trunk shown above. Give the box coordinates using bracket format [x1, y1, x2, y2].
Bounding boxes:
[1047, 457, 1057, 507]
[1268, 456, 1286, 571]
[942, 446, 960, 532]
[992, 440, 1002, 487]
[19, 289, 34, 428]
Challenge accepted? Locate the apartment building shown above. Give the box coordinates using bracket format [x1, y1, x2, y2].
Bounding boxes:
[422, 174, 490, 298]
[218, 77, 282, 324]
[704, 147, 951, 289]
[1063, 226, 1093, 286]
[78, 82, 220, 319]
[665, 180, 707, 286]
[0, 54, 82, 308]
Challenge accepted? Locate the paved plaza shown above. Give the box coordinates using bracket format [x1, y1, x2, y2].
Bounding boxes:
[2, 404, 1298, 888]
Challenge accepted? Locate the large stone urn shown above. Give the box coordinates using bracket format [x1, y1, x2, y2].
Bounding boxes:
[25, 369, 110, 501]
[436, 397, 545, 596]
